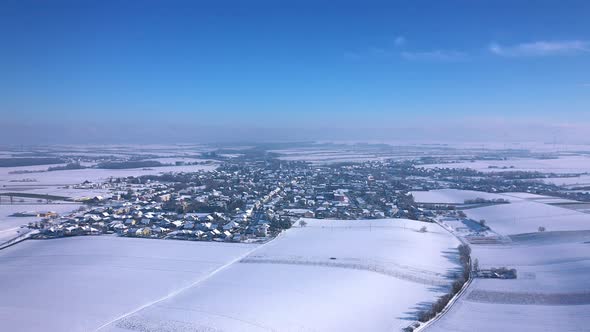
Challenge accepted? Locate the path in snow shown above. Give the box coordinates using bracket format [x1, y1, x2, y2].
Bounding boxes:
[94, 236, 279, 331]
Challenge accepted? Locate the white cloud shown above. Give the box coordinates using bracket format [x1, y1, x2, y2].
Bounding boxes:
[394, 36, 406, 47]
[401, 50, 466, 61]
[489, 40, 590, 57]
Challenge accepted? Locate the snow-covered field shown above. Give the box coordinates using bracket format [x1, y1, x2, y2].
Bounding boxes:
[145, 157, 217, 164]
[426, 232, 590, 332]
[427, 299, 590, 332]
[419, 155, 590, 174]
[463, 200, 590, 235]
[413, 189, 579, 205]
[0, 237, 259, 332]
[411, 189, 512, 204]
[424, 190, 590, 332]
[0, 219, 461, 332]
[270, 146, 423, 164]
[97, 218, 460, 332]
[412, 189, 590, 235]
[0, 164, 217, 187]
[1, 144, 212, 158]
[277, 152, 404, 163]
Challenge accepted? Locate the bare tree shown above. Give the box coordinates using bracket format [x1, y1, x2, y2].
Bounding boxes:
[299, 219, 308, 227]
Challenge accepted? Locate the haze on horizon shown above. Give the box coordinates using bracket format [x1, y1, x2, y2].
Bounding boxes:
[1, 0, 589, 144]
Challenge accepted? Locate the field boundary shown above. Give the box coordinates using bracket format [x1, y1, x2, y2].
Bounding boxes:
[412, 221, 474, 332]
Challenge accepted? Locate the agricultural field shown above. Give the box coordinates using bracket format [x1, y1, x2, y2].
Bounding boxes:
[412, 189, 590, 235]
[101, 218, 461, 332]
[0, 218, 462, 332]
[462, 200, 590, 235]
[417, 189, 590, 332]
[411, 189, 513, 205]
[419, 155, 590, 174]
[0, 163, 217, 187]
[426, 232, 590, 332]
[0, 236, 259, 332]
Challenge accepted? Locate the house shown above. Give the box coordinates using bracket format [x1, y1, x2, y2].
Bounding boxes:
[223, 221, 239, 231]
[112, 223, 127, 232]
[157, 194, 171, 202]
[151, 226, 168, 234]
[255, 224, 270, 237]
[232, 233, 242, 242]
[200, 222, 213, 230]
[136, 227, 151, 237]
[81, 226, 101, 235]
[65, 225, 81, 236]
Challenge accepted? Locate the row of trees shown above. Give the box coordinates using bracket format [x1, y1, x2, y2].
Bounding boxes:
[97, 160, 163, 169]
[413, 244, 471, 326]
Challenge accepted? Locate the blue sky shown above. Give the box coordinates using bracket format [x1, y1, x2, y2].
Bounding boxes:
[1, 0, 589, 143]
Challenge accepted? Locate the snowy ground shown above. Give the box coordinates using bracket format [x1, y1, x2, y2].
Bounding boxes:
[419, 155, 590, 174]
[0, 236, 258, 332]
[0, 144, 212, 159]
[412, 189, 590, 235]
[426, 232, 590, 332]
[0, 219, 461, 332]
[270, 145, 429, 164]
[0, 164, 217, 187]
[411, 189, 513, 204]
[424, 193, 590, 331]
[95, 218, 461, 332]
[462, 200, 590, 235]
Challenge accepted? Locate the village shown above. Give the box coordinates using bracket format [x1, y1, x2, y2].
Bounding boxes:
[23, 157, 420, 242]
[16, 151, 587, 244]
